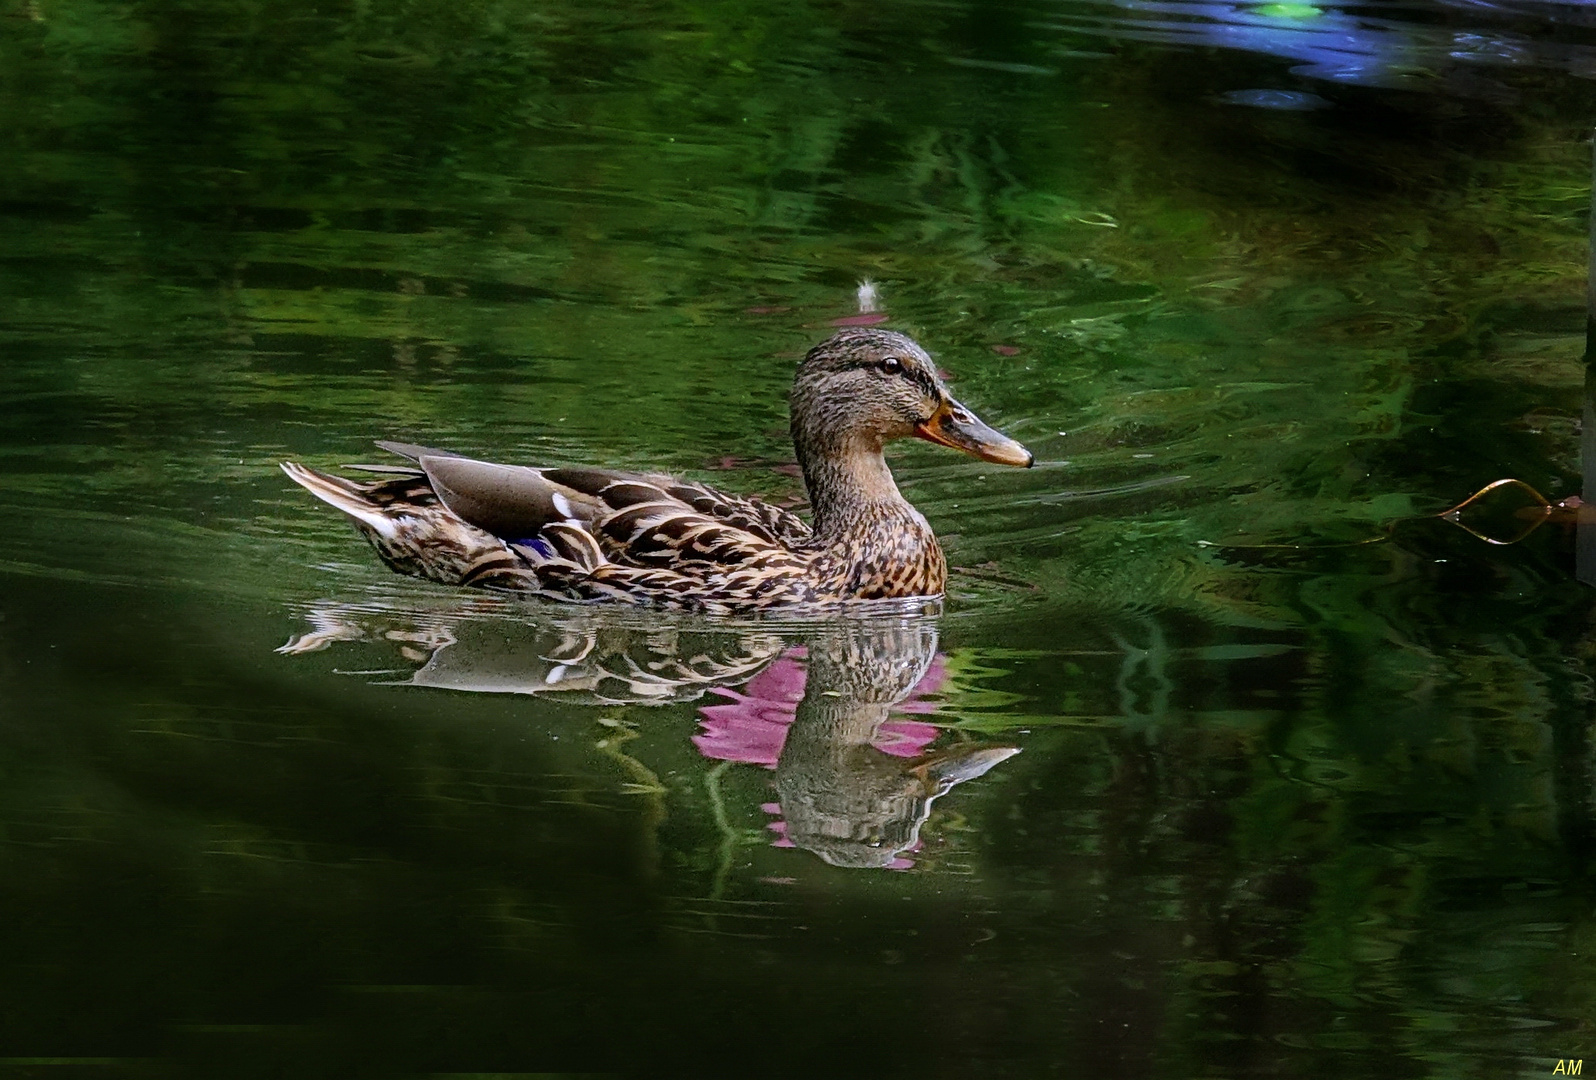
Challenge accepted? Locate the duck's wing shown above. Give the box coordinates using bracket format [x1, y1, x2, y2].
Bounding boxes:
[377, 442, 810, 548]
[421, 457, 822, 606]
[286, 453, 819, 610]
[654, 478, 811, 545]
[373, 440, 465, 463]
[548, 470, 811, 547]
[357, 444, 820, 608]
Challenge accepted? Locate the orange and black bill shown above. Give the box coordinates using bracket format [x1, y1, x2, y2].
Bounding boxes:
[914, 399, 1034, 468]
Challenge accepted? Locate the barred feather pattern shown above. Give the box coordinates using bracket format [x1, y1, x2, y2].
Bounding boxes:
[283, 461, 943, 614]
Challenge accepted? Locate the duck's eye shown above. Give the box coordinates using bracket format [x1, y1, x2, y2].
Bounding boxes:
[880, 357, 903, 375]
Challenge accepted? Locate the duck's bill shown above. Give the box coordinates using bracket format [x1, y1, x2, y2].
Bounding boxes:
[914, 399, 1034, 468]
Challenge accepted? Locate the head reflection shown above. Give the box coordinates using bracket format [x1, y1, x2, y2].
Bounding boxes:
[282, 599, 1019, 870]
[697, 624, 1018, 869]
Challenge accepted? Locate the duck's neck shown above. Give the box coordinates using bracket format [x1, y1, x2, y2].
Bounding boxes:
[798, 436, 906, 536]
[792, 430, 947, 597]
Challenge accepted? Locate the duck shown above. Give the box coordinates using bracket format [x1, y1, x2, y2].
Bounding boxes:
[281, 327, 1033, 615]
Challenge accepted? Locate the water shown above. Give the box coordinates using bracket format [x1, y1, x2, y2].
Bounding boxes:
[3, 0, 1595, 1073]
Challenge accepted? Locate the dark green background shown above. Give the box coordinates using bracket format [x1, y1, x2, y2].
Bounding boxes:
[2, 0, 1594, 1074]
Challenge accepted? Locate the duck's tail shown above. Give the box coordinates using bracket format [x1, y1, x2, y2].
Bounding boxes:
[281, 461, 403, 539]
[282, 458, 633, 599]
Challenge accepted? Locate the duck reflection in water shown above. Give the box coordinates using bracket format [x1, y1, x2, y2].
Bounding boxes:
[696, 623, 1018, 868]
[281, 601, 1018, 869]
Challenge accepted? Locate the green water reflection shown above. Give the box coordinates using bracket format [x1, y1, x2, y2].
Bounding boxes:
[2, 0, 1595, 1073]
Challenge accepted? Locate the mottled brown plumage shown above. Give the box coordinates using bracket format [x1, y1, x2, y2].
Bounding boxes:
[282, 328, 1032, 614]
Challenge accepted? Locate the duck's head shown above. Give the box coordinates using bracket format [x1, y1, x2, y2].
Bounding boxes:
[790, 328, 1033, 468]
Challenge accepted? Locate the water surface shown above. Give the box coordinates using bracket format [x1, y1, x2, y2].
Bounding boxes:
[2, 0, 1595, 1073]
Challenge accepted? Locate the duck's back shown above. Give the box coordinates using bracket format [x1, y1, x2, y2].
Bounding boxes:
[286, 444, 829, 612]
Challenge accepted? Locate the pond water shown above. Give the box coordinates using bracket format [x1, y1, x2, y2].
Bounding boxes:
[3, 0, 1596, 1074]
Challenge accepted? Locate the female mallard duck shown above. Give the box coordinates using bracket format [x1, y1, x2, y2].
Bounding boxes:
[282, 328, 1032, 614]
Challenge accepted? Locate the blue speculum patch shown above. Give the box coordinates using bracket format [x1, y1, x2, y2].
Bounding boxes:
[512, 536, 556, 559]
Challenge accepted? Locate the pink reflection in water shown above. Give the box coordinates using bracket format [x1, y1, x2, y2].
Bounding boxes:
[694, 647, 946, 871]
[692, 648, 945, 768]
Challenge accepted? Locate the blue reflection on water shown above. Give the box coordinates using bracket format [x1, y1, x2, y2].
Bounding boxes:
[1040, 0, 1596, 91]
[1098, 0, 1419, 85]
